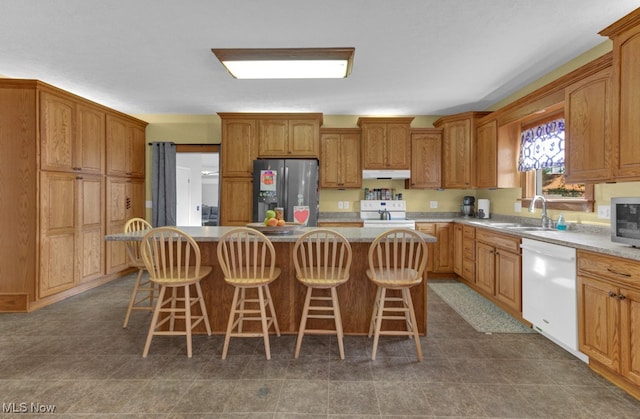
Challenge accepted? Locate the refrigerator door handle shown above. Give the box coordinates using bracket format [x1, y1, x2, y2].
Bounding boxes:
[283, 165, 289, 219]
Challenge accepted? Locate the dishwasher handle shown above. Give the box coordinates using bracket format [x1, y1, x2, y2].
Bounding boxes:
[520, 243, 576, 262]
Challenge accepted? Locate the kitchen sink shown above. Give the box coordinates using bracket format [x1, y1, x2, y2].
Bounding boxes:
[504, 225, 550, 231]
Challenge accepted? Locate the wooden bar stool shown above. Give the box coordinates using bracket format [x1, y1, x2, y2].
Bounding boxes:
[139, 227, 212, 358]
[122, 217, 156, 328]
[367, 228, 428, 361]
[218, 227, 281, 360]
[293, 229, 352, 359]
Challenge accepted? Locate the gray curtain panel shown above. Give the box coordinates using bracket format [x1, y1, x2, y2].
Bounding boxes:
[151, 142, 177, 226]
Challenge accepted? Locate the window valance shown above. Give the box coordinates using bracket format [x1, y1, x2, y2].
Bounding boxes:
[517, 119, 565, 172]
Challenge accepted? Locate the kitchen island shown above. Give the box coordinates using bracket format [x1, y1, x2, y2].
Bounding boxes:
[106, 226, 437, 335]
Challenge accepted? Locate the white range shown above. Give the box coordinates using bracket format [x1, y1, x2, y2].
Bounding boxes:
[360, 200, 416, 229]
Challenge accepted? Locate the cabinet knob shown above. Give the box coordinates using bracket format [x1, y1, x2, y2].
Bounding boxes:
[619, 294, 626, 301]
[609, 291, 617, 298]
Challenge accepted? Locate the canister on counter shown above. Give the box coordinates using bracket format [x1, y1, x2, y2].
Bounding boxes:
[274, 207, 284, 220]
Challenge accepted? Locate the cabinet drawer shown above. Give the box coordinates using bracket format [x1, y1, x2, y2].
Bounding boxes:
[463, 225, 475, 239]
[577, 250, 640, 286]
[476, 229, 520, 253]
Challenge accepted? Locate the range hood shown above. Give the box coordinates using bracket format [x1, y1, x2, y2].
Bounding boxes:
[362, 169, 411, 179]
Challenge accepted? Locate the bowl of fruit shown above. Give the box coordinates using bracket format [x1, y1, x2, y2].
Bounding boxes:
[246, 210, 304, 235]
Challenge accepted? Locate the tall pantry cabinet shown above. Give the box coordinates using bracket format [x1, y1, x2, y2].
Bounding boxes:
[0, 79, 147, 312]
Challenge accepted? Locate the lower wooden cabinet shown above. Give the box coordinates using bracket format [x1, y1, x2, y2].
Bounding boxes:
[577, 250, 640, 395]
[474, 228, 522, 316]
[454, 224, 476, 283]
[416, 222, 453, 274]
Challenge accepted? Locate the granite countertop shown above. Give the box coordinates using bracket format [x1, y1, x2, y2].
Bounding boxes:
[454, 218, 640, 262]
[318, 212, 640, 262]
[105, 226, 437, 243]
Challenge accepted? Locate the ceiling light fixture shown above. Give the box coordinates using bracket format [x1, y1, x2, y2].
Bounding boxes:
[211, 47, 355, 79]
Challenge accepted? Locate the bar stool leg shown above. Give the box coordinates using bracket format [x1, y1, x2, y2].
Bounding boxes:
[331, 287, 345, 360]
[403, 288, 423, 361]
[257, 285, 271, 360]
[222, 287, 240, 360]
[371, 287, 386, 360]
[295, 286, 313, 359]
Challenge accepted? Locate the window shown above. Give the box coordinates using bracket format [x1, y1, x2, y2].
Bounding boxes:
[518, 112, 593, 212]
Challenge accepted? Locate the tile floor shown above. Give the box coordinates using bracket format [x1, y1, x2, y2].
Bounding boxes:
[1, 274, 640, 418]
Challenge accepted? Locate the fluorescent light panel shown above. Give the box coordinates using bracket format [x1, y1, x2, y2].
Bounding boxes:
[212, 48, 354, 79]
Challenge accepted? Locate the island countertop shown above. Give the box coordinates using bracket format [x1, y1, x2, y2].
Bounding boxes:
[105, 225, 437, 243]
[105, 225, 435, 336]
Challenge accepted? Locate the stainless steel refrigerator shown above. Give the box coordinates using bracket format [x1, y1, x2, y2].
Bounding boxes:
[252, 159, 319, 226]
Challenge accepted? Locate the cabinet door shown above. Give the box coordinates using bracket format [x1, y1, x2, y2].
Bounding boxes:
[564, 68, 612, 182]
[289, 119, 319, 157]
[475, 242, 495, 295]
[442, 119, 473, 188]
[78, 175, 104, 282]
[494, 250, 521, 313]
[361, 124, 387, 169]
[386, 123, 410, 169]
[40, 172, 77, 297]
[40, 91, 76, 172]
[620, 286, 640, 385]
[434, 223, 454, 273]
[105, 177, 129, 274]
[221, 118, 257, 177]
[612, 27, 640, 179]
[258, 119, 289, 156]
[578, 275, 620, 371]
[76, 104, 105, 174]
[340, 133, 362, 188]
[320, 133, 341, 188]
[220, 177, 253, 226]
[106, 115, 129, 176]
[453, 224, 463, 276]
[409, 130, 441, 188]
[129, 123, 146, 178]
[476, 120, 497, 188]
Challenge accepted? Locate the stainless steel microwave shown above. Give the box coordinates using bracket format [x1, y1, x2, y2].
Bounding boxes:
[611, 197, 640, 247]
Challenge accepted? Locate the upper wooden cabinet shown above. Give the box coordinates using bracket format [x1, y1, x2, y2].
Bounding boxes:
[40, 91, 105, 174]
[600, 9, 640, 180]
[258, 115, 322, 157]
[406, 128, 442, 189]
[319, 128, 362, 189]
[358, 117, 413, 170]
[475, 118, 519, 189]
[106, 114, 146, 178]
[434, 112, 490, 189]
[564, 67, 612, 183]
[220, 117, 258, 178]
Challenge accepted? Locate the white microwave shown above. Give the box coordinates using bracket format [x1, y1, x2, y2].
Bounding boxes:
[611, 197, 640, 247]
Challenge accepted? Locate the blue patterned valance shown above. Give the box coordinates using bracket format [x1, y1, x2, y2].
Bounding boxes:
[517, 119, 565, 172]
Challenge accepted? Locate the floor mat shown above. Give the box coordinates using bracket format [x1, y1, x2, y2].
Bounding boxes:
[428, 281, 534, 334]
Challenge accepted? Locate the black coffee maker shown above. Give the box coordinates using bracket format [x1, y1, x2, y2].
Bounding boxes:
[461, 196, 475, 217]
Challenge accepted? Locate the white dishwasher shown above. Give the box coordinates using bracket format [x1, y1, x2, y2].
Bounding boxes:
[521, 238, 588, 362]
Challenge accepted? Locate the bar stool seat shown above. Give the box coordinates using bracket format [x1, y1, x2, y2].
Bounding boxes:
[218, 227, 281, 360]
[293, 229, 352, 359]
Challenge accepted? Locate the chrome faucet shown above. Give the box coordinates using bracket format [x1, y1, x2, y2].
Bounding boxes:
[529, 195, 551, 228]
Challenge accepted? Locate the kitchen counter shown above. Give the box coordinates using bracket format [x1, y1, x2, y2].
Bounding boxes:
[106, 226, 435, 335]
[454, 218, 640, 262]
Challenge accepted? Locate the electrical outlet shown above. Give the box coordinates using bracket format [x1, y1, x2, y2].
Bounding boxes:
[338, 201, 344, 209]
[514, 202, 522, 213]
[597, 205, 611, 219]
[430, 201, 438, 209]
[343, 201, 349, 209]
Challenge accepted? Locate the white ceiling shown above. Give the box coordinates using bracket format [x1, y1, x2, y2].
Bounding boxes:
[1, 1, 638, 117]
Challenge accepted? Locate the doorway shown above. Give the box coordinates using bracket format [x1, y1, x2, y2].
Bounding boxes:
[175, 145, 220, 226]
